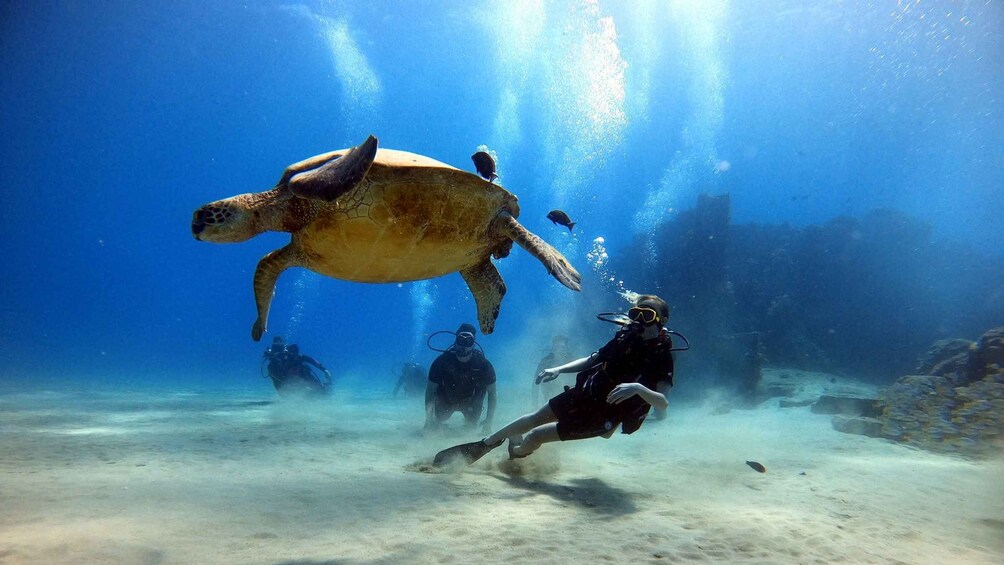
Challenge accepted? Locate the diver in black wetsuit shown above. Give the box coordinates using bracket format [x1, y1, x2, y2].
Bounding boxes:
[435, 295, 676, 465]
[533, 335, 573, 405]
[424, 323, 497, 434]
[263, 339, 332, 395]
[393, 362, 426, 398]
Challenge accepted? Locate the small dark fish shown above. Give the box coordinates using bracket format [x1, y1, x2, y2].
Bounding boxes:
[746, 460, 767, 473]
[546, 209, 576, 232]
[471, 151, 498, 182]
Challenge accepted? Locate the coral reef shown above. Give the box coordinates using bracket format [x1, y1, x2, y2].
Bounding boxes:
[880, 327, 1004, 456]
[831, 415, 884, 438]
[811, 394, 882, 418]
[914, 338, 973, 385]
[602, 195, 1004, 390]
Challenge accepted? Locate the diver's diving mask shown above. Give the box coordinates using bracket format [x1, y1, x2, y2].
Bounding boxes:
[454, 331, 476, 351]
[628, 306, 660, 325]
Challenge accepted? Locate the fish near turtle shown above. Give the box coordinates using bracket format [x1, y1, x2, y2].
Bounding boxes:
[471, 150, 498, 183]
[192, 135, 582, 341]
[546, 209, 576, 232]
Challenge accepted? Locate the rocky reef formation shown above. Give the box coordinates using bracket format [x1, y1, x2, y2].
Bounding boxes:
[879, 327, 1004, 456]
[601, 194, 1004, 394]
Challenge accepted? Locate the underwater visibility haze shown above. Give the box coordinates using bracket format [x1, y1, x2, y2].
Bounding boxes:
[0, 0, 1001, 385]
[1, 2, 1003, 564]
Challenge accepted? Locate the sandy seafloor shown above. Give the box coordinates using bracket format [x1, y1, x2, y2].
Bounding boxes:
[2, 370, 1002, 565]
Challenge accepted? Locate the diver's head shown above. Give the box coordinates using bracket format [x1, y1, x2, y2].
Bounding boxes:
[287, 344, 300, 355]
[628, 294, 670, 328]
[265, 336, 285, 356]
[453, 325, 477, 360]
[551, 335, 569, 354]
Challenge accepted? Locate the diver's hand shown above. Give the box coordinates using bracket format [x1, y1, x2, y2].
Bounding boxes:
[536, 368, 560, 385]
[607, 383, 641, 405]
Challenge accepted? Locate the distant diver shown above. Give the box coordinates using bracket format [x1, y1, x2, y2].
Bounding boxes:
[393, 362, 427, 398]
[262, 337, 332, 396]
[546, 209, 576, 232]
[471, 150, 498, 183]
[533, 335, 573, 406]
[433, 294, 688, 467]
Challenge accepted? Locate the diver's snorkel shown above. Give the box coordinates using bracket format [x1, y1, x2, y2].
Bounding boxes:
[596, 311, 632, 326]
[596, 311, 691, 352]
[426, 330, 486, 356]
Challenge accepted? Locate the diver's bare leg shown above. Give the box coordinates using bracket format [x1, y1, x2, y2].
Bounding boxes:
[511, 423, 561, 457]
[484, 404, 557, 445]
[251, 244, 303, 341]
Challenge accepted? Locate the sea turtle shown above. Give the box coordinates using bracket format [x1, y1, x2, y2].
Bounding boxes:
[191, 135, 581, 341]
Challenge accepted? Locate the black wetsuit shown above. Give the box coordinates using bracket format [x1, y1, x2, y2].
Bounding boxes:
[268, 351, 328, 394]
[549, 327, 674, 441]
[428, 350, 496, 422]
[394, 363, 427, 397]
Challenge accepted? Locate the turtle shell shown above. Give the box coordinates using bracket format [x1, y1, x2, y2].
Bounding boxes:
[295, 149, 519, 283]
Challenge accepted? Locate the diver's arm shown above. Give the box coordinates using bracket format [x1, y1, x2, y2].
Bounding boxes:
[302, 356, 325, 370]
[606, 383, 668, 411]
[533, 359, 548, 404]
[536, 353, 599, 384]
[302, 356, 332, 383]
[553, 353, 599, 374]
[482, 384, 497, 432]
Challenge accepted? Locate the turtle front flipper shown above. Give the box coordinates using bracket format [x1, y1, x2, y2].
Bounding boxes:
[276, 151, 341, 187]
[251, 244, 305, 341]
[460, 259, 507, 334]
[288, 135, 379, 202]
[494, 213, 582, 292]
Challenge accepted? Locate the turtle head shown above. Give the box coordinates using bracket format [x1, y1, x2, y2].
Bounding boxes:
[191, 194, 261, 243]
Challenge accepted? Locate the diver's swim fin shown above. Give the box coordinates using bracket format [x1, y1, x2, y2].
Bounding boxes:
[433, 438, 501, 467]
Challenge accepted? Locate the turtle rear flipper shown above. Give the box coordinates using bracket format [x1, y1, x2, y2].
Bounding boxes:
[460, 259, 506, 334]
[289, 135, 379, 202]
[495, 213, 581, 292]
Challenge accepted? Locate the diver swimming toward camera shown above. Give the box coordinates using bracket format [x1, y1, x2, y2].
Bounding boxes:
[262, 336, 333, 396]
[433, 294, 688, 467]
[424, 323, 498, 434]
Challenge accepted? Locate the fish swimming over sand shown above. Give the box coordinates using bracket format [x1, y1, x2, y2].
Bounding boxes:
[471, 151, 498, 182]
[746, 460, 767, 473]
[547, 209, 576, 232]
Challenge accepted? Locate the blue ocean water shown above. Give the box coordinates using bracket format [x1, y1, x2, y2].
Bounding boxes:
[0, 0, 1001, 390]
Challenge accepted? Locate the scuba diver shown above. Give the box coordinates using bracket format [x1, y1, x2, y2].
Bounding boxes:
[393, 362, 427, 398]
[264, 336, 287, 376]
[533, 335, 573, 405]
[262, 337, 332, 396]
[424, 323, 497, 434]
[434, 294, 688, 466]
